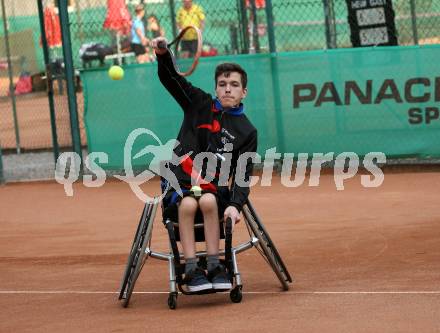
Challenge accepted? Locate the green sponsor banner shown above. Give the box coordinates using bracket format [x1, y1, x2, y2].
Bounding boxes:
[82, 45, 440, 170]
[279, 45, 440, 157]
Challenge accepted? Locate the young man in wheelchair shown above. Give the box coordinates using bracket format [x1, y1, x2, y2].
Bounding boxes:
[152, 38, 258, 292]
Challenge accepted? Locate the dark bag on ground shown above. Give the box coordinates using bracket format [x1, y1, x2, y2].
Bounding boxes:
[79, 43, 115, 67]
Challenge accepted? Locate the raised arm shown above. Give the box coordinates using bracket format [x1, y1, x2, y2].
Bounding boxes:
[152, 37, 206, 112]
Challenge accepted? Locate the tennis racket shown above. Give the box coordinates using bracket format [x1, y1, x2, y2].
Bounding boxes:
[156, 25, 203, 77]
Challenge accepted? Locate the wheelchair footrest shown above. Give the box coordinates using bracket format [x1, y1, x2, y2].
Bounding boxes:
[178, 284, 232, 295]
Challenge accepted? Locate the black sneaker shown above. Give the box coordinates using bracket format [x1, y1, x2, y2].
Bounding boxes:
[185, 267, 212, 292]
[208, 265, 232, 290]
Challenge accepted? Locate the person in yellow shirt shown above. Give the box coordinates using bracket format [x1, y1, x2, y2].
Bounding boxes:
[176, 0, 205, 58]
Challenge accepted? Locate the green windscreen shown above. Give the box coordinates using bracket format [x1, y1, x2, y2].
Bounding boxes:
[81, 45, 440, 170]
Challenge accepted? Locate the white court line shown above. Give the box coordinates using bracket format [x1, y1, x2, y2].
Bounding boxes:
[1, 291, 440, 295]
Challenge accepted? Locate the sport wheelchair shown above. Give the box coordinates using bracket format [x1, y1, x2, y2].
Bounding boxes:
[118, 195, 292, 309]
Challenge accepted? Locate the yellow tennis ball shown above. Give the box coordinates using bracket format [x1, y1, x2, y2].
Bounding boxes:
[108, 65, 124, 80]
[190, 185, 202, 197]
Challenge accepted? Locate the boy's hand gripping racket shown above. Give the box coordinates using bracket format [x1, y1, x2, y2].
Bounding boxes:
[156, 25, 203, 77]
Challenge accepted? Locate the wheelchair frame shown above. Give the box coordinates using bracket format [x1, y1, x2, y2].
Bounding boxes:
[118, 197, 292, 309]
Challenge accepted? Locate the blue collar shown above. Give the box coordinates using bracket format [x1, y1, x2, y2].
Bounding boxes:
[214, 98, 244, 116]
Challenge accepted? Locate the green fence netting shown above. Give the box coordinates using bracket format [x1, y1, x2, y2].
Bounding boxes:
[1, 0, 439, 172]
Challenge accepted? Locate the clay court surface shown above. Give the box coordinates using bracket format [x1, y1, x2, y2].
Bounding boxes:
[0, 172, 439, 332]
[0, 92, 86, 150]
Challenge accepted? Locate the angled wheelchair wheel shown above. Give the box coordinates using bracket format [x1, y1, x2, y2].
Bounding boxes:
[243, 204, 292, 291]
[119, 201, 157, 307]
[119, 203, 152, 300]
[246, 200, 293, 284]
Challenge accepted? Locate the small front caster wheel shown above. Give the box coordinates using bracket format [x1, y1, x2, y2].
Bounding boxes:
[230, 286, 242, 303]
[168, 293, 178, 309]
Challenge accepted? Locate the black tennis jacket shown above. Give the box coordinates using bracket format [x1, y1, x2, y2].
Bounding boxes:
[157, 51, 258, 212]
